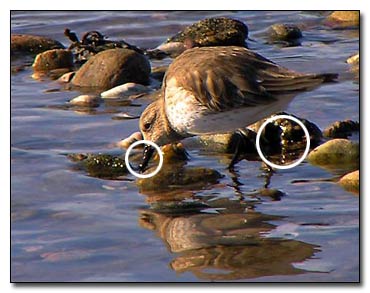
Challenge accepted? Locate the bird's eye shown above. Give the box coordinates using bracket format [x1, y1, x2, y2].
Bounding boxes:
[143, 122, 152, 131]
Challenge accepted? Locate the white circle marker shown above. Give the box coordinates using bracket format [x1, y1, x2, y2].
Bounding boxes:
[255, 114, 311, 170]
[125, 140, 163, 179]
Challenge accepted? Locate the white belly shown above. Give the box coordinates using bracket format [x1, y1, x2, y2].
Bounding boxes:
[165, 81, 296, 136]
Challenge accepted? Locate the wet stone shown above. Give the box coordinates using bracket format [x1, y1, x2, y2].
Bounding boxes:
[137, 165, 223, 192]
[267, 24, 302, 45]
[158, 17, 248, 57]
[323, 120, 359, 139]
[326, 11, 360, 28]
[11, 34, 64, 56]
[68, 153, 128, 179]
[71, 48, 151, 91]
[338, 170, 359, 194]
[307, 139, 359, 168]
[32, 49, 74, 72]
[69, 94, 101, 107]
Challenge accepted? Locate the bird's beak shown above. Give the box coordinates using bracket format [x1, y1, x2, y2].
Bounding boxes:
[138, 144, 155, 173]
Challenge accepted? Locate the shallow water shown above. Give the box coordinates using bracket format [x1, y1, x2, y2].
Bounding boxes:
[11, 11, 359, 282]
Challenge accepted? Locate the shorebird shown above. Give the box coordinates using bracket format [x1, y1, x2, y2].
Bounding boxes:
[137, 46, 337, 171]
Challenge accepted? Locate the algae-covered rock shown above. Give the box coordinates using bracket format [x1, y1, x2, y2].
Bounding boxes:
[338, 170, 359, 194]
[307, 139, 359, 167]
[158, 17, 248, 57]
[326, 11, 360, 27]
[68, 153, 128, 179]
[323, 120, 359, 139]
[137, 165, 223, 192]
[267, 23, 302, 44]
[32, 49, 74, 72]
[71, 48, 151, 90]
[11, 34, 64, 56]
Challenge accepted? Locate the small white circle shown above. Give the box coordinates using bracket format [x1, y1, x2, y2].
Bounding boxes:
[125, 140, 164, 179]
[255, 114, 311, 170]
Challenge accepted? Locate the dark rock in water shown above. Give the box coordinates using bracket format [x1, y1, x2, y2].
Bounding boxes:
[71, 48, 151, 90]
[338, 170, 359, 194]
[68, 153, 128, 179]
[323, 120, 359, 139]
[64, 28, 144, 64]
[11, 34, 64, 56]
[267, 23, 302, 45]
[325, 11, 360, 28]
[32, 49, 74, 72]
[251, 113, 323, 149]
[158, 17, 248, 57]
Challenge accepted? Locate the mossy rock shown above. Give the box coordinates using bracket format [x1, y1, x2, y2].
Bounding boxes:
[71, 48, 151, 90]
[338, 170, 359, 193]
[32, 49, 74, 72]
[307, 139, 359, 167]
[137, 165, 223, 192]
[68, 153, 128, 179]
[11, 34, 64, 56]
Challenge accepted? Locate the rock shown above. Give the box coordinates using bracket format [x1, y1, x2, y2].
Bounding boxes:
[31, 68, 72, 81]
[347, 53, 359, 65]
[346, 53, 359, 80]
[58, 71, 75, 83]
[267, 24, 302, 44]
[154, 143, 188, 164]
[158, 17, 248, 57]
[326, 11, 360, 27]
[307, 139, 359, 167]
[69, 94, 101, 107]
[11, 34, 64, 56]
[68, 153, 128, 179]
[338, 170, 359, 193]
[100, 82, 149, 99]
[137, 165, 223, 192]
[323, 120, 359, 139]
[32, 49, 74, 72]
[71, 48, 151, 90]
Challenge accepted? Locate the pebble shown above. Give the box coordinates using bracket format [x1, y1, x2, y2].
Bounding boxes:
[69, 94, 101, 107]
[100, 83, 149, 99]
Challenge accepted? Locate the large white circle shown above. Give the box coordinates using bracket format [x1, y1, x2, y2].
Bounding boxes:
[125, 140, 163, 179]
[255, 114, 311, 170]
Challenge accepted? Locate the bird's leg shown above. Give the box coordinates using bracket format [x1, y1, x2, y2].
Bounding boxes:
[228, 129, 247, 170]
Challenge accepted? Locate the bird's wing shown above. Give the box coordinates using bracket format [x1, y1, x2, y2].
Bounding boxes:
[164, 46, 336, 112]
